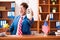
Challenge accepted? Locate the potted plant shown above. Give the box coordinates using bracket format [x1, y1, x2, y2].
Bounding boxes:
[52, 7, 57, 13]
[51, 0, 57, 5]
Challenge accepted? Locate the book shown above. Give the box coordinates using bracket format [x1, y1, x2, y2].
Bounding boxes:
[50, 13, 53, 20]
[0, 6, 6, 11]
[55, 32, 60, 35]
[0, 20, 6, 28]
[56, 21, 60, 29]
[7, 11, 15, 19]
[11, 2, 15, 11]
[46, 14, 49, 21]
[0, 32, 6, 37]
[0, 20, 2, 28]
[39, 6, 42, 13]
[1, 20, 3, 27]
[57, 30, 60, 32]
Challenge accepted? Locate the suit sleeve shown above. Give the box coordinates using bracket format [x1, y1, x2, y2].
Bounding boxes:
[26, 17, 34, 26]
[9, 16, 17, 34]
[22, 17, 34, 34]
[10, 21, 14, 32]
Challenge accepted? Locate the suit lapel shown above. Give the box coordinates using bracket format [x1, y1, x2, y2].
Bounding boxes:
[22, 16, 27, 25]
[16, 15, 20, 28]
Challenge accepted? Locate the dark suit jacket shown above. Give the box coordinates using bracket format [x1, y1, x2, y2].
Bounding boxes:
[10, 15, 34, 35]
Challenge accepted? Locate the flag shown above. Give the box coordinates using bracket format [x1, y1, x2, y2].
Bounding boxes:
[42, 21, 49, 34]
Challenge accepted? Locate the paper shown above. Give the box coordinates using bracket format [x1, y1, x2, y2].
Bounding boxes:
[26, 8, 33, 19]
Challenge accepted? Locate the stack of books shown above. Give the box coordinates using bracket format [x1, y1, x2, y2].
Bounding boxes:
[7, 11, 15, 19]
[0, 32, 6, 37]
[50, 13, 53, 20]
[56, 21, 60, 29]
[55, 30, 60, 36]
[11, 2, 15, 11]
[0, 20, 6, 28]
[55, 22, 60, 36]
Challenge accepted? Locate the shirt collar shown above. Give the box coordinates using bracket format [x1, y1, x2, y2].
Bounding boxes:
[23, 15, 26, 19]
[20, 15, 26, 19]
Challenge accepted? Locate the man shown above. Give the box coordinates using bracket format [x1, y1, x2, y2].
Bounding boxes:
[10, 2, 34, 35]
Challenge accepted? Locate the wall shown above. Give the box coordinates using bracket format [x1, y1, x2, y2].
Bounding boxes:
[15, 0, 38, 21]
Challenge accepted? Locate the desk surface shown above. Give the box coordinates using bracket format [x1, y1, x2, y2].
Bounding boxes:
[0, 35, 60, 40]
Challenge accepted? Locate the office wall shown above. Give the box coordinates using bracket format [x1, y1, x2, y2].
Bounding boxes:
[15, 0, 38, 21]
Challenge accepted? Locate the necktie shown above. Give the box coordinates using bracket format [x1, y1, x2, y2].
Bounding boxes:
[17, 16, 23, 35]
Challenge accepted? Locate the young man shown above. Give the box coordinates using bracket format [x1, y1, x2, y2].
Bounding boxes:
[10, 2, 34, 35]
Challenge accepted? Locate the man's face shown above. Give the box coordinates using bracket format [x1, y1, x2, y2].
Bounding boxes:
[20, 5, 26, 16]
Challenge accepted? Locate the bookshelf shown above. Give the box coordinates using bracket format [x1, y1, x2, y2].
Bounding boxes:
[38, 0, 60, 33]
[31, 21, 38, 31]
[0, 1, 15, 25]
[0, 1, 15, 34]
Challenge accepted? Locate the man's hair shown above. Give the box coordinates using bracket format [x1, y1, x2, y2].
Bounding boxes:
[20, 2, 28, 9]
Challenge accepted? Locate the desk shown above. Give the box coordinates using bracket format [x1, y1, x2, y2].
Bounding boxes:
[0, 35, 60, 40]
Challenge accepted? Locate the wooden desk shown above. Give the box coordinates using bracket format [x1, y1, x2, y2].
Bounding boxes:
[0, 35, 60, 40]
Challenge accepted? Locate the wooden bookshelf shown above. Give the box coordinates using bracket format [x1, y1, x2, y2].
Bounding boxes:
[0, 1, 15, 25]
[38, 0, 60, 33]
[0, 1, 15, 35]
[31, 20, 39, 31]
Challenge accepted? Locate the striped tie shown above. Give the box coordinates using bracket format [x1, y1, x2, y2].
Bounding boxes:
[17, 16, 23, 35]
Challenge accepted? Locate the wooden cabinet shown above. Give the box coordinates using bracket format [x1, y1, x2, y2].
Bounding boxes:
[38, 0, 60, 33]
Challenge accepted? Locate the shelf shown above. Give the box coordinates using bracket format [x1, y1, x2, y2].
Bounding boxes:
[50, 20, 60, 22]
[39, 4, 49, 6]
[30, 28, 37, 31]
[0, 18, 13, 20]
[0, 10, 8, 11]
[50, 4, 59, 6]
[50, 12, 60, 13]
[39, 20, 49, 22]
[39, 0, 48, 4]
[50, 28, 57, 31]
[0, 28, 9, 29]
[39, 4, 49, 5]
[39, 12, 49, 14]
[34, 20, 38, 22]
[0, 1, 15, 2]
[39, 12, 60, 14]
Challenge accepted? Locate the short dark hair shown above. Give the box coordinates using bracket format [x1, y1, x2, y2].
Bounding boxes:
[20, 2, 28, 9]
